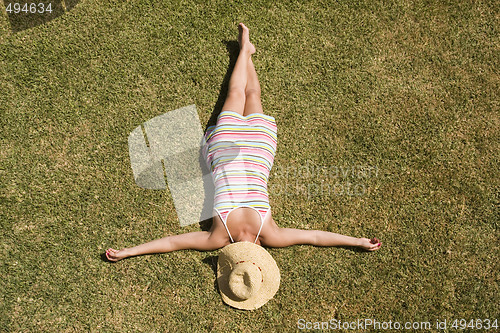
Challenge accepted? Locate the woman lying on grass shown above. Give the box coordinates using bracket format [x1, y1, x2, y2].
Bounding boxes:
[106, 23, 381, 262]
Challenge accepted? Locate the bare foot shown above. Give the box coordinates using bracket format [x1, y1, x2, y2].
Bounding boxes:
[238, 23, 256, 55]
[105, 248, 130, 262]
[358, 237, 382, 251]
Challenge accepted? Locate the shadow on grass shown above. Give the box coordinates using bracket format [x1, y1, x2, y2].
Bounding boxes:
[202, 255, 220, 292]
[204, 40, 239, 131]
[338, 246, 373, 253]
[100, 252, 111, 262]
[198, 217, 213, 232]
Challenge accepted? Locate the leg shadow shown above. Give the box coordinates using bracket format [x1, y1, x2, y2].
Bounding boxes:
[198, 40, 239, 233]
[204, 40, 239, 131]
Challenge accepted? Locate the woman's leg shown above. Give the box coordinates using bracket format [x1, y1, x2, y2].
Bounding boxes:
[221, 23, 256, 115]
[243, 57, 264, 116]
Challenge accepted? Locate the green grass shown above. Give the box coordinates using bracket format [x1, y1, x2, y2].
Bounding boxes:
[1, 0, 498, 331]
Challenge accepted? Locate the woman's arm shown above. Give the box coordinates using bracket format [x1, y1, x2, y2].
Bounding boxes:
[106, 231, 227, 262]
[260, 221, 381, 251]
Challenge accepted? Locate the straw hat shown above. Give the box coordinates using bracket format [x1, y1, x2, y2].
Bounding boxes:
[217, 241, 280, 310]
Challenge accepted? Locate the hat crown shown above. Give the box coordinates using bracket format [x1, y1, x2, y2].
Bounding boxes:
[228, 262, 262, 300]
[217, 241, 280, 310]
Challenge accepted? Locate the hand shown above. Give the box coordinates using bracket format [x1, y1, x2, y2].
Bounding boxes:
[105, 248, 130, 262]
[358, 237, 381, 251]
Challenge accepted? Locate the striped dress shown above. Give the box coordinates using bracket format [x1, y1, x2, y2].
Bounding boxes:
[203, 111, 278, 242]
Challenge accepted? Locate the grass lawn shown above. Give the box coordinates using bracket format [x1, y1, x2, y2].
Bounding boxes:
[1, 0, 498, 331]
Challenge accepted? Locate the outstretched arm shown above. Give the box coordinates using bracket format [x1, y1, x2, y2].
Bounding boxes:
[261, 222, 381, 251]
[106, 231, 226, 262]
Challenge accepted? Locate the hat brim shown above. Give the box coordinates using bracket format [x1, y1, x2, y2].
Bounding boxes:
[217, 242, 280, 310]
